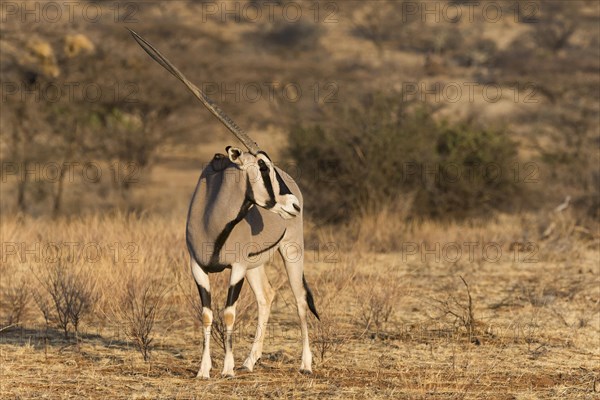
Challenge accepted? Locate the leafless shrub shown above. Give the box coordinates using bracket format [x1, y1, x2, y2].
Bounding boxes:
[118, 277, 167, 362]
[359, 284, 394, 338]
[430, 276, 480, 344]
[310, 314, 345, 363]
[32, 287, 52, 329]
[1, 277, 30, 327]
[307, 261, 354, 362]
[35, 263, 97, 340]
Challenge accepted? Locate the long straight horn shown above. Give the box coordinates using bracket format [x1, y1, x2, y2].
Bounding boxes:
[127, 28, 260, 155]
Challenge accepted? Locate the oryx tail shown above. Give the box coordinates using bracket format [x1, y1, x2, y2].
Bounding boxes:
[303, 275, 320, 320]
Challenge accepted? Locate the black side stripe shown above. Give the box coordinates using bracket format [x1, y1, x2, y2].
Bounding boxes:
[209, 197, 252, 266]
[248, 230, 286, 257]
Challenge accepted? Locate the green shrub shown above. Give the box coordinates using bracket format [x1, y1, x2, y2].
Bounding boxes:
[287, 94, 522, 222]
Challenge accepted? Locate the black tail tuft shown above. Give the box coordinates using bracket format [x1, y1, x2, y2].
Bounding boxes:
[302, 275, 320, 321]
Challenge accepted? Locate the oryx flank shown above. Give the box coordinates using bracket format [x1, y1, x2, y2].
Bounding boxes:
[129, 29, 320, 378]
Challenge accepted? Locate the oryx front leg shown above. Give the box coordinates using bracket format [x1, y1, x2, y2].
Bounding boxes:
[191, 258, 212, 379]
[279, 244, 313, 374]
[242, 265, 274, 372]
[222, 264, 246, 377]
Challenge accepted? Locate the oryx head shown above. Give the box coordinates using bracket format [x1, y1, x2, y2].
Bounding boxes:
[128, 29, 301, 219]
[226, 146, 300, 219]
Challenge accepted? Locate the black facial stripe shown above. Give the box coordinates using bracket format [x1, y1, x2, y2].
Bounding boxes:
[258, 159, 276, 208]
[275, 171, 292, 195]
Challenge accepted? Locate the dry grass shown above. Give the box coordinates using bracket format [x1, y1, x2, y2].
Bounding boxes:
[1, 212, 598, 399]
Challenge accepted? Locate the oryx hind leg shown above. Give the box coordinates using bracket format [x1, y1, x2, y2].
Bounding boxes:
[191, 257, 212, 379]
[242, 264, 274, 372]
[221, 263, 246, 377]
[278, 243, 316, 374]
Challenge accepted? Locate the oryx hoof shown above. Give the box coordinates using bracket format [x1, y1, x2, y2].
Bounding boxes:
[196, 372, 210, 380]
[299, 369, 312, 375]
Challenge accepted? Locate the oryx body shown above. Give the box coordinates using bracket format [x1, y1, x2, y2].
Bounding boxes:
[186, 153, 301, 273]
[187, 150, 318, 377]
[129, 30, 319, 378]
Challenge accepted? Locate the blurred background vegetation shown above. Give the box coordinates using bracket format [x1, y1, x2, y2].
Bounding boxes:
[1, 0, 598, 229]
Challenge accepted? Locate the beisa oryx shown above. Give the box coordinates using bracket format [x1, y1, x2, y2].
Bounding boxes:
[129, 30, 320, 378]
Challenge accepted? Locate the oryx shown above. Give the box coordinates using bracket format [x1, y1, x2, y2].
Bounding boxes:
[129, 30, 320, 378]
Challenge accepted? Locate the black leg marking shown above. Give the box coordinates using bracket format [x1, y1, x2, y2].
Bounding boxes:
[303, 275, 320, 321]
[226, 279, 245, 308]
[226, 332, 233, 351]
[196, 283, 211, 309]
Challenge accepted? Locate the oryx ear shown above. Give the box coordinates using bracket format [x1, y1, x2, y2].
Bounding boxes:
[226, 146, 243, 164]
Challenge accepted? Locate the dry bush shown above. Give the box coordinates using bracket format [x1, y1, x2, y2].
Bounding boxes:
[310, 316, 345, 363]
[116, 276, 168, 362]
[34, 263, 97, 340]
[1, 276, 30, 328]
[32, 288, 52, 331]
[357, 276, 396, 339]
[309, 259, 356, 362]
[429, 276, 481, 344]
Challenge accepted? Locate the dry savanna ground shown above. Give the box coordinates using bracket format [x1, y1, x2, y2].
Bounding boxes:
[1, 212, 598, 399]
[1, 1, 599, 398]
